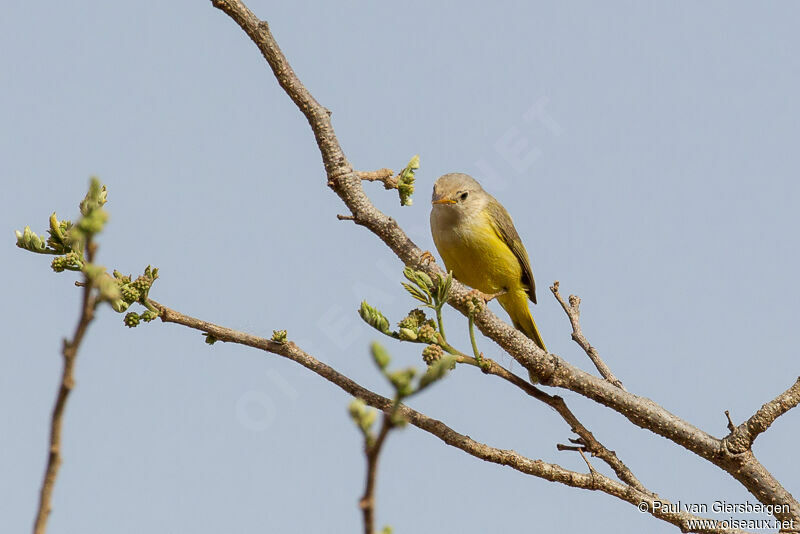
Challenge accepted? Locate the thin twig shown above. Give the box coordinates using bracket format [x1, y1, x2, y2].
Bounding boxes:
[359, 410, 394, 534]
[33, 242, 98, 534]
[357, 169, 397, 189]
[550, 281, 625, 390]
[465, 354, 648, 493]
[725, 410, 736, 433]
[430, 336, 647, 491]
[435, 307, 446, 342]
[467, 315, 481, 361]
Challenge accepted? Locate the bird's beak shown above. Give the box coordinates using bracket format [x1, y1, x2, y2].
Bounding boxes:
[431, 193, 456, 205]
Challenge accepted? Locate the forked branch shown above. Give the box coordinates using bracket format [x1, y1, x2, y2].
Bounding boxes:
[551, 281, 624, 390]
[150, 299, 750, 533]
[723, 377, 800, 454]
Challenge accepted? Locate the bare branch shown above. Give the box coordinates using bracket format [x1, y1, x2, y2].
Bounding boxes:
[725, 410, 736, 433]
[357, 168, 398, 189]
[551, 281, 624, 390]
[359, 412, 393, 534]
[33, 242, 98, 534]
[149, 298, 749, 533]
[724, 377, 800, 454]
[461, 353, 648, 493]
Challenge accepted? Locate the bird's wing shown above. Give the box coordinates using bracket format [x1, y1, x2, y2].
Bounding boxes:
[486, 197, 538, 304]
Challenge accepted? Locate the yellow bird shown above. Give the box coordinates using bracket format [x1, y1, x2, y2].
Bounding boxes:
[430, 173, 547, 354]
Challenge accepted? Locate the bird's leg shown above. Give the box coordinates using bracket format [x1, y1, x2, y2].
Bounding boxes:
[477, 288, 507, 303]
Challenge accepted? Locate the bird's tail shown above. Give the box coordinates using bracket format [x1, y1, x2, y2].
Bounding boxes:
[499, 292, 546, 383]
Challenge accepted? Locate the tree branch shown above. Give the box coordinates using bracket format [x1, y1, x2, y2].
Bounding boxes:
[33, 242, 98, 534]
[451, 351, 648, 493]
[551, 281, 624, 390]
[210, 0, 799, 524]
[723, 377, 800, 454]
[357, 168, 398, 190]
[149, 298, 750, 533]
[359, 411, 393, 534]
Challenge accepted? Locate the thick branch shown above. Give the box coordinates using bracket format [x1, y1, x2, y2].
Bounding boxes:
[33, 244, 97, 534]
[551, 281, 624, 389]
[723, 378, 800, 454]
[150, 298, 748, 533]
[210, 0, 799, 523]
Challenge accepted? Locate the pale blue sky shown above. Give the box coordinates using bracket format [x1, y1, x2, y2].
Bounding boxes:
[3, 2, 798, 533]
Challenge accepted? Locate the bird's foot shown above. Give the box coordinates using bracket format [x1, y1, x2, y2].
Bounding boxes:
[475, 288, 507, 303]
[419, 251, 435, 265]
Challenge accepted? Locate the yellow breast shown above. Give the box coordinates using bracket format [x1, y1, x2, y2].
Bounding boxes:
[431, 209, 522, 294]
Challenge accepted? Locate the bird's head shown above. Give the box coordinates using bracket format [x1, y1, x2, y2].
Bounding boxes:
[431, 173, 487, 221]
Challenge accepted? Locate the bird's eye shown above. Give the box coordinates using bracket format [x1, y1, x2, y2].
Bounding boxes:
[459, 192, 469, 201]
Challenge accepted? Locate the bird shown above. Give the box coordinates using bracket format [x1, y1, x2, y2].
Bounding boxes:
[429, 173, 546, 357]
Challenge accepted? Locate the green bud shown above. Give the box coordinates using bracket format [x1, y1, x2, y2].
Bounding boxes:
[421, 344, 443, 365]
[203, 332, 218, 345]
[464, 290, 485, 316]
[95, 273, 122, 303]
[111, 299, 130, 313]
[79, 177, 108, 216]
[398, 308, 427, 331]
[112, 270, 131, 283]
[398, 328, 418, 341]
[370, 341, 391, 370]
[398, 183, 414, 206]
[144, 265, 159, 280]
[49, 212, 60, 234]
[271, 330, 288, 343]
[82, 263, 106, 282]
[62, 252, 83, 271]
[418, 355, 457, 390]
[397, 155, 420, 207]
[348, 398, 377, 436]
[140, 310, 159, 322]
[16, 225, 49, 253]
[131, 276, 151, 292]
[388, 368, 417, 397]
[77, 209, 108, 235]
[435, 271, 454, 304]
[45, 212, 69, 252]
[124, 312, 140, 328]
[51, 256, 66, 273]
[397, 317, 416, 330]
[359, 301, 391, 334]
[121, 284, 141, 303]
[418, 324, 437, 344]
